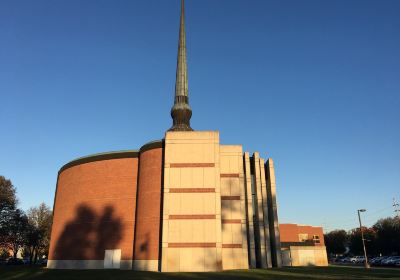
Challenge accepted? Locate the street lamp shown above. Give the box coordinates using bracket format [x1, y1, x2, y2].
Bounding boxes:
[357, 209, 370, 269]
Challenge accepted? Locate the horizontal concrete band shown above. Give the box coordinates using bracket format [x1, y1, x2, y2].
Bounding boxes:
[221, 196, 241, 200]
[170, 163, 215, 168]
[168, 243, 216, 248]
[220, 173, 239, 178]
[47, 260, 133, 270]
[132, 260, 159, 271]
[169, 188, 215, 193]
[221, 219, 241, 224]
[222, 244, 243, 248]
[169, 214, 216, 219]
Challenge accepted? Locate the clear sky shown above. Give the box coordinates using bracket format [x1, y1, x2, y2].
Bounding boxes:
[1, 0, 399, 232]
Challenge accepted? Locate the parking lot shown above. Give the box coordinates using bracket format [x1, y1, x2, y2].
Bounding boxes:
[331, 255, 400, 268]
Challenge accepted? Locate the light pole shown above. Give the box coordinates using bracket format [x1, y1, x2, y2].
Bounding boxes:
[357, 209, 370, 269]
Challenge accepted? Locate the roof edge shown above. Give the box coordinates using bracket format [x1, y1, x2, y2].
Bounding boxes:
[59, 139, 164, 174]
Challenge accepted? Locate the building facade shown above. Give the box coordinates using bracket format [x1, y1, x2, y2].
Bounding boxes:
[280, 224, 328, 267]
[48, 0, 283, 272]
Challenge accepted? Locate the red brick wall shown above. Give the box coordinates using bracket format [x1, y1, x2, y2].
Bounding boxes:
[279, 224, 325, 246]
[48, 157, 139, 260]
[133, 147, 163, 260]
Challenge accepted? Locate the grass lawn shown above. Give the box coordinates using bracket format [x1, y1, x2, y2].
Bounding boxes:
[0, 266, 399, 280]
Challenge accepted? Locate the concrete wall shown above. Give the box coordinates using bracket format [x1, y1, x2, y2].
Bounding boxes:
[161, 131, 222, 272]
[283, 246, 328, 267]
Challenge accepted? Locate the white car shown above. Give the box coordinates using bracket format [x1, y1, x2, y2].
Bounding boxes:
[349, 256, 364, 263]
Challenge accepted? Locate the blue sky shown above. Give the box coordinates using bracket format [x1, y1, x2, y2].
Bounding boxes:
[1, 0, 399, 232]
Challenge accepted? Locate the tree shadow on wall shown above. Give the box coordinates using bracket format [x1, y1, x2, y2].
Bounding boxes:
[53, 204, 123, 261]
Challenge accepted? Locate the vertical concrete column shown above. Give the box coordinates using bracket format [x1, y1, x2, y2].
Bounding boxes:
[265, 158, 282, 267]
[252, 152, 267, 268]
[215, 137, 223, 272]
[220, 146, 249, 270]
[238, 150, 250, 269]
[259, 157, 272, 268]
[243, 152, 256, 268]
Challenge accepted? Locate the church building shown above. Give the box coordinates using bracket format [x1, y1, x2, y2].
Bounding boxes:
[48, 0, 282, 272]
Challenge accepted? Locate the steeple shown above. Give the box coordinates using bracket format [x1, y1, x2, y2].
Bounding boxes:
[169, 0, 193, 131]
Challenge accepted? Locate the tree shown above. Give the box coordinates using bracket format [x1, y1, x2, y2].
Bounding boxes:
[1, 177, 53, 262]
[348, 227, 377, 256]
[25, 203, 53, 263]
[3, 208, 29, 259]
[373, 217, 400, 255]
[324, 230, 348, 255]
[0, 176, 22, 256]
[0, 176, 18, 239]
[0, 176, 17, 209]
[24, 223, 41, 264]
[0, 248, 10, 259]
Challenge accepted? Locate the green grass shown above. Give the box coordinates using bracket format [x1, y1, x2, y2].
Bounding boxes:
[0, 266, 399, 280]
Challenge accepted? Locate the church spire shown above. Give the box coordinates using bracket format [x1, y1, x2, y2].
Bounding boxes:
[169, 0, 193, 131]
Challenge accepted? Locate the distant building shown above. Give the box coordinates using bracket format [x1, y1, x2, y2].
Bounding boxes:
[47, 0, 283, 272]
[280, 224, 328, 266]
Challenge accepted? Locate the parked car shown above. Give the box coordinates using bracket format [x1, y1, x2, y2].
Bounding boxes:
[380, 256, 392, 266]
[375, 256, 390, 266]
[349, 256, 364, 263]
[0, 258, 8, 266]
[341, 257, 352, 263]
[370, 256, 385, 266]
[355, 256, 366, 264]
[388, 256, 400, 266]
[6, 258, 24, 265]
[395, 260, 400, 267]
[39, 259, 48, 266]
[381, 256, 400, 266]
[336, 256, 347, 263]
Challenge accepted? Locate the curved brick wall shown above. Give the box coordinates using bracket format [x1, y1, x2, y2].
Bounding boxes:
[48, 152, 139, 265]
[133, 144, 163, 265]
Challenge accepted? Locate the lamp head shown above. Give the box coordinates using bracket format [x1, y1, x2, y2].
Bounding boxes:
[358, 209, 366, 212]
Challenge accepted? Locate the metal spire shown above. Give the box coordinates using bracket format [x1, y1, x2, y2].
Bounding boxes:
[169, 0, 193, 131]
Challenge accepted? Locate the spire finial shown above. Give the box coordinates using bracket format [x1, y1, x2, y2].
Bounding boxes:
[169, 0, 193, 131]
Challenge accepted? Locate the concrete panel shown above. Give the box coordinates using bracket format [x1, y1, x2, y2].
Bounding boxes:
[204, 220, 217, 242]
[220, 178, 231, 196]
[47, 260, 106, 269]
[170, 168, 181, 188]
[204, 248, 219, 271]
[204, 168, 215, 187]
[166, 248, 180, 271]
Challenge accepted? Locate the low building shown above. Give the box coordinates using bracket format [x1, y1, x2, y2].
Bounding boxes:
[280, 224, 328, 266]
